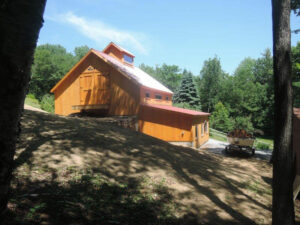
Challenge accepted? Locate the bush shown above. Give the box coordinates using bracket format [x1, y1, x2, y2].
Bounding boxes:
[40, 94, 54, 113]
[210, 102, 234, 132]
[233, 116, 254, 133]
[173, 102, 201, 111]
[255, 142, 270, 150]
[25, 94, 41, 109]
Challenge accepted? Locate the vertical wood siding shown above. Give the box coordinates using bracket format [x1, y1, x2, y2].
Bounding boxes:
[139, 105, 193, 142]
[53, 53, 139, 116]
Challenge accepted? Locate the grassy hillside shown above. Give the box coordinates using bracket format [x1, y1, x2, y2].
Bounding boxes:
[4, 110, 299, 224]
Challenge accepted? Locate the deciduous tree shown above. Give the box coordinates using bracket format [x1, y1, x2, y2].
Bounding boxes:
[0, 0, 46, 216]
[272, 0, 295, 224]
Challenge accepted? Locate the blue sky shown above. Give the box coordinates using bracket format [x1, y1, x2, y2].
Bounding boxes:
[39, 0, 300, 75]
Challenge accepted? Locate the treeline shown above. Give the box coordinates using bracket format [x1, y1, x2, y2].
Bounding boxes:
[28, 44, 90, 112]
[28, 42, 300, 136]
[140, 43, 300, 136]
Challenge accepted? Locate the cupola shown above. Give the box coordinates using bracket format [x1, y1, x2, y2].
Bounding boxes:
[102, 42, 135, 66]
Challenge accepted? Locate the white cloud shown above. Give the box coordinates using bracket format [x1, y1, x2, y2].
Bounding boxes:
[47, 12, 147, 54]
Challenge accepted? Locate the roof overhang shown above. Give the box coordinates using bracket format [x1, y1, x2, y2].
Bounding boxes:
[141, 103, 210, 117]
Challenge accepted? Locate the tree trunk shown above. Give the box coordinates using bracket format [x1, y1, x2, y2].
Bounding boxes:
[272, 0, 295, 224]
[0, 0, 46, 216]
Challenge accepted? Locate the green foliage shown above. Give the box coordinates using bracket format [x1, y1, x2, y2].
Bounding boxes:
[233, 116, 254, 133]
[291, 0, 300, 16]
[255, 142, 270, 150]
[30, 44, 90, 100]
[74, 45, 90, 61]
[173, 69, 200, 108]
[40, 94, 54, 113]
[292, 42, 300, 81]
[173, 102, 201, 111]
[25, 94, 41, 109]
[199, 56, 224, 112]
[140, 63, 182, 91]
[210, 102, 234, 132]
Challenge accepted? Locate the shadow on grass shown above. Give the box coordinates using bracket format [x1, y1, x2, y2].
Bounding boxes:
[4, 171, 201, 225]
[7, 110, 273, 224]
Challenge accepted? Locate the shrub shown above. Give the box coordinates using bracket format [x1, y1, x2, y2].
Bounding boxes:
[40, 94, 54, 113]
[25, 94, 41, 109]
[233, 116, 254, 133]
[173, 102, 201, 111]
[255, 142, 270, 150]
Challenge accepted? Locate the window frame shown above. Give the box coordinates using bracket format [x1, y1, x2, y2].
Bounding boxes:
[123, 54, 133, 64]
[155, 94, 162, 100]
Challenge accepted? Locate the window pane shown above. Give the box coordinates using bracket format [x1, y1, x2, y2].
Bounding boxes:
[124, 54, 133, 63]
[155, 94, 162, 99]
[145, 92, 150, 98]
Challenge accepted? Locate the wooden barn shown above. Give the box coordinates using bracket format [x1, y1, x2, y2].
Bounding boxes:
[50, 42, 210, 147]
[293, 108, 300, 200]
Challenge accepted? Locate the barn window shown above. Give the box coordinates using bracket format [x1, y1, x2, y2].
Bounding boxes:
[195, 125, 198, 138]
[145, 92, 150, 98]
[124, 54, 133, 64]
[166, 96, 169, 100]
[87, 66, 94, 71]
[155, 94, 162, 100]
[204, 120, 208, 133]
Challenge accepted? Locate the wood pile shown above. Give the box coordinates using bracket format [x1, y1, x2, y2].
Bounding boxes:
[227, 129, 253, 138]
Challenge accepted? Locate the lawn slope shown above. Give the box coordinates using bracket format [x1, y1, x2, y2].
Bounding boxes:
[4, 109, 299, 224]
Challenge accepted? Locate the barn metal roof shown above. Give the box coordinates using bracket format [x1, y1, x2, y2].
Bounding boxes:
[142, 103, 210, 116]
[51, 45, 173, 94]
[93, 49, 173, 94]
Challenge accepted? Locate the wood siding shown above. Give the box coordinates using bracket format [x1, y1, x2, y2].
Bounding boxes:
[192, 116, 210, 148]
[139, 106, 193, 142]
[53, 53, 139, 116]
[140, 86, 172, 106]
[139, 105, 209, 145]
[104, 45, 124, 63]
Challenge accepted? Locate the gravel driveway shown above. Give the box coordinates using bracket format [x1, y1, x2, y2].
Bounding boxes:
[201, 139, 272, 161]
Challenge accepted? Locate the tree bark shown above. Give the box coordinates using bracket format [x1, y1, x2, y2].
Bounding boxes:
[0, 0, 46, 216]
[272, 0, 295, 224]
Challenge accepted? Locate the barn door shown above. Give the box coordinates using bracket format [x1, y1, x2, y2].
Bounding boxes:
[94, 71, 110, 104]
[79, 67, 110, 105]
[79, 73, 93, 105]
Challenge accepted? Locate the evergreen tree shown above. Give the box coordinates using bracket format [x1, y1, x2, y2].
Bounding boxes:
[173, 70, 200, 108]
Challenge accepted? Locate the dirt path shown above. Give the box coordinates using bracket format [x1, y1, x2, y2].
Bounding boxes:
[8, 109, 299, 224]
[24, 104, 47, 113]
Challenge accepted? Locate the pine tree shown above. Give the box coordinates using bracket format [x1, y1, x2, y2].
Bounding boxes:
[173, 70, 200, 108]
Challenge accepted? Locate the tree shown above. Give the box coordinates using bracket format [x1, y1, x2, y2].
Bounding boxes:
[292, 42, 300, 81]
[173, 69, 200, 109]
[30, 44, 76, 99]
[272, 0, 295, 224]
[139, 63, 182, 91]
[0, 0, 46, 216]
[253, 49, 274, 134]
[210, 102, 234, 132]
[74, 45, 90, 61]
[199, 56, 224, 112]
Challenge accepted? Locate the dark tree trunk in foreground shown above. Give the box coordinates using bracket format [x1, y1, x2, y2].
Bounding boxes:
[0, 0, 46, 216]
[272, 0, 295, 224]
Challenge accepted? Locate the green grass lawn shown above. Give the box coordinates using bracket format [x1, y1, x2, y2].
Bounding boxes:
[210, 129, 274, 150]
[24, 95, 41, 109]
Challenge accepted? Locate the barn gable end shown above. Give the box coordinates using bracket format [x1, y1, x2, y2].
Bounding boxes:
[51, 51, 140, 116]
